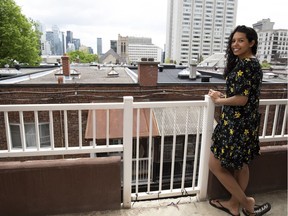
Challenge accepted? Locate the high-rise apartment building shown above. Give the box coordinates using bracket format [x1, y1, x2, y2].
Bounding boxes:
[97, 38, 103, 56]
[253, 19, 288, 63]
[166, 0, 237, 65]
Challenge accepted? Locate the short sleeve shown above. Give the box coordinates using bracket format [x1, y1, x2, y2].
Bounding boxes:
[233, 59, 253, 96]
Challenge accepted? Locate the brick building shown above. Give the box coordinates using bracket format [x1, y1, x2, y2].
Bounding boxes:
[0, 60, 286, 159]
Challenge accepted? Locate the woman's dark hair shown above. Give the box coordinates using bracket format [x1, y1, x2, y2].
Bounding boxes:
[224, 25, 258, 78]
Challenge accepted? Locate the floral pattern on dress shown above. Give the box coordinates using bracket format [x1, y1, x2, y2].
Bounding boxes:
[211, 58, 263, 169]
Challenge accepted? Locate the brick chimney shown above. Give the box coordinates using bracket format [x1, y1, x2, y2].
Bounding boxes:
[138, 59, 159, 87]
[61, 54, 70, 76]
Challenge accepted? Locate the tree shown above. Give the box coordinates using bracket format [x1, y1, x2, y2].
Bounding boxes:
[0, 0, 41, 67]
[261, 60, 271, 69]
[67, 50, 98, 63]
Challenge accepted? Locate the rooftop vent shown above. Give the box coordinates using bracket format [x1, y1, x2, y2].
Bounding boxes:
[107, 67, 119, 77]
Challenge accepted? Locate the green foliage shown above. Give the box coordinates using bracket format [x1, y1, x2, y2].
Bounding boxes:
[67, 50, 98, 63]
[0, 0, 41, 67]
[198, 55, 204, 63]
[261, 60, 271, 69]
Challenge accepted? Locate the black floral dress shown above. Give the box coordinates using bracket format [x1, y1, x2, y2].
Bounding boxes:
[211, 58, 263, 169]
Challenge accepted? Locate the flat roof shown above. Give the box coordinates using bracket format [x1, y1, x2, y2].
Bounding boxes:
[0, 65, 287, 84]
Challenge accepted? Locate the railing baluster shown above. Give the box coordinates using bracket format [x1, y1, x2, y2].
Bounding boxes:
[122, 96, 133, 208]
[192, 107, 202, 189]
[92, 109, 96, 148]
[159, 109, 165, 192]
[78, 110, 82, 148]
[272, 105, 280, 137]
[262, 105, 270, 138]
[147, 108, 153, 193]
[181, 107, 189, 190]
[106, 109, 109, 147]
[170, 108, 177, 191]
[49, 111, 55, 150]
[135, 108, 140, 194]
[4, 112, 12, 152]
[19, 111, 26, 151]
[281, 105, 287, 136]
[64, 110, 68, 149]
[34, 111, 40, 150]
[197, 95, 215, 201]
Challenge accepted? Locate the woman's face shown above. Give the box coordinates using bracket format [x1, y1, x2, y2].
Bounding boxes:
[231, 32, 255, 59]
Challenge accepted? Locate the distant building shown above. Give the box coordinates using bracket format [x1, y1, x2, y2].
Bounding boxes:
[87, 47, 94, 54]
[45, 25, 65, 55]
[110, 40, 117, 53]
[97, 38, 103, 56]
[36, 22, 51, 56]
[73, 38, 81, 51]
[99, 49, 124, 64]
[166, 0, 237, 65]
[67, 43, 76, 53]
[253, 19, 288, 64]
[197, 53, 225, 68]
[253, 18, 275, 31]
[66, 31, 73, 49]
[128, 44, 162, 64]
[52, 25, 64, 55]
[117, 34, 163, 64]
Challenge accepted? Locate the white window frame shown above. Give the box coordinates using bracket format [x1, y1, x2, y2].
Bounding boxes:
[10, 122, 51, 149]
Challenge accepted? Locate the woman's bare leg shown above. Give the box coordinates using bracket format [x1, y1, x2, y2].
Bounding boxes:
[229, 165, 250, 207]
[209, 153, 255, 214]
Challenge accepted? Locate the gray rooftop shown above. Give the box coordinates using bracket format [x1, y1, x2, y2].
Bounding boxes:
[0, 64, 287, 84]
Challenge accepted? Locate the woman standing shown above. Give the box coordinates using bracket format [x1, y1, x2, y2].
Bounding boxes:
[208, 25, 271, 216]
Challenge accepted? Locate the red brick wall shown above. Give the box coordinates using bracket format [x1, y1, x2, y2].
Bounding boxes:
[61, 55, 70, 76]
[0, 83, 286, 159]
[138, 62, 158, 86]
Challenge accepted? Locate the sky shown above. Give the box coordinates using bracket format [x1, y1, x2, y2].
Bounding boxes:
[14, 0, 288, 53]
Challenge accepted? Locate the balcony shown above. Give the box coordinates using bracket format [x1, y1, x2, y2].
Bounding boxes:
[0, 96, 287, 215]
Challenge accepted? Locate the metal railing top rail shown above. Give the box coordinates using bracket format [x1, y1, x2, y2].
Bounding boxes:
[0, 102, 124, 112]
[259, 98, 288, 105]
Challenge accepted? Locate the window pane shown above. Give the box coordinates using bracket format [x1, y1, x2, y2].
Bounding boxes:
[40, 124, 51, 147]
[10, 125, 21, 148]
[25, 124, 36, 147]
[10, 123, 51, 149]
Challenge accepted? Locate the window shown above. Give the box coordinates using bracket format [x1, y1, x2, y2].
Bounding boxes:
[10, 123, 50, 148]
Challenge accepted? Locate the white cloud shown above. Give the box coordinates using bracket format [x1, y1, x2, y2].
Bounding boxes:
[236, 0, 288, 29]
[15, 0, 168, 52]
[14, 0, 288, 53]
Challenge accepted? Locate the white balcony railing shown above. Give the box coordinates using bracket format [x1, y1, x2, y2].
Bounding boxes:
[0, 96, 287, 208]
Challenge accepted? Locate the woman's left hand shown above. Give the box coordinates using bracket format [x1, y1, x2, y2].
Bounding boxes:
[208, 89, 222, 104]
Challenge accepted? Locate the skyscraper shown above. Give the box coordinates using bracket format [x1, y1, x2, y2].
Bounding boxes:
[52, 25, 64, 55]
[66, 31, 73, 48]
[166, 0, 238, 65]
[97, 38, 103, 55]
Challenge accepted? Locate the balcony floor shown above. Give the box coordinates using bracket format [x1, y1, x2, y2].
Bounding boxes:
[56, 190, 286, 216]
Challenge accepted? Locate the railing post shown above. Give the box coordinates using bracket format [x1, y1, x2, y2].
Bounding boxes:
[122, 96, 133, 208]
[197, 95, 215, 201]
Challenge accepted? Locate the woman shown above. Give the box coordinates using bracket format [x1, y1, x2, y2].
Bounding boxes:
[208, 25, 271, 216]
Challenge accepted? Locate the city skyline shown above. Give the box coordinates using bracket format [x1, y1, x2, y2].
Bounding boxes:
[14, 0, 288, 53]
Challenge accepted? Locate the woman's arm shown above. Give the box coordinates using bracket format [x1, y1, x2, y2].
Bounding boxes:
[208, 89, 248, 106]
